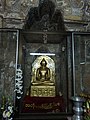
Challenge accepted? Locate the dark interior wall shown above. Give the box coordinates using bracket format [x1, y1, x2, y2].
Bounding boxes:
[0, 31, 17, 110]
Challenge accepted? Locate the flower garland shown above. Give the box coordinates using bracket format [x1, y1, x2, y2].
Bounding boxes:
[14, 66, 23, 99]
[1, 97, 14, 120]
[3, 105, 13, 120]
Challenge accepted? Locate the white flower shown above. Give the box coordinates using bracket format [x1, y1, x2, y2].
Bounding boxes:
[6, 111, 11, 117]
[3, 111, 7, 118]
[2, 105, 13, 119]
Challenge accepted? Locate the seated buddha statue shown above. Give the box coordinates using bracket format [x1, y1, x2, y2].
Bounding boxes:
[31, 58, 54, 85]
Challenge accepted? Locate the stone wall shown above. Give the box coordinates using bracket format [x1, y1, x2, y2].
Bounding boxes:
[0, 0, 90, 114]
[0, 31, 17, 112]
[0, 0, 90, 31]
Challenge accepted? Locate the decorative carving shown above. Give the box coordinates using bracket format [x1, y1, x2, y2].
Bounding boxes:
[31, 86, 55, 97]
[0, 0, 89, 30]
[83, 1, 90, 21]
[3, 18, 25, 28]
[5, 0, 38, 18]
[24, 0, 65, 31]
[0, 0, 5, 13]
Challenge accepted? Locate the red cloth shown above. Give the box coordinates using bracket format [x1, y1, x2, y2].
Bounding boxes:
[22, 96, 66, 113]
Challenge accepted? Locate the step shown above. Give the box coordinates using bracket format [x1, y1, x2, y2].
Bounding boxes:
[14, 113, 71, 120]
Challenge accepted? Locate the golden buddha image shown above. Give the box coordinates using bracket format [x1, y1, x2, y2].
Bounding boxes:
[30, 56, 55, 97]
[36, 58, 50, 82]
[31, 56, 55, 86]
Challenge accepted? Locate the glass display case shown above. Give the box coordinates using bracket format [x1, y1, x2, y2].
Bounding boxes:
[0, 29, 90, 119]
[72, 32, 90, 95]
[18, 30, 72, 116]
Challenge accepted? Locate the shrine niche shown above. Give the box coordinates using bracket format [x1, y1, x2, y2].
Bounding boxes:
[20, 0, 67, 114]
[22, 53, 66, 113]
[21, 43, 67, 113]
[21, 39, 67, 113]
